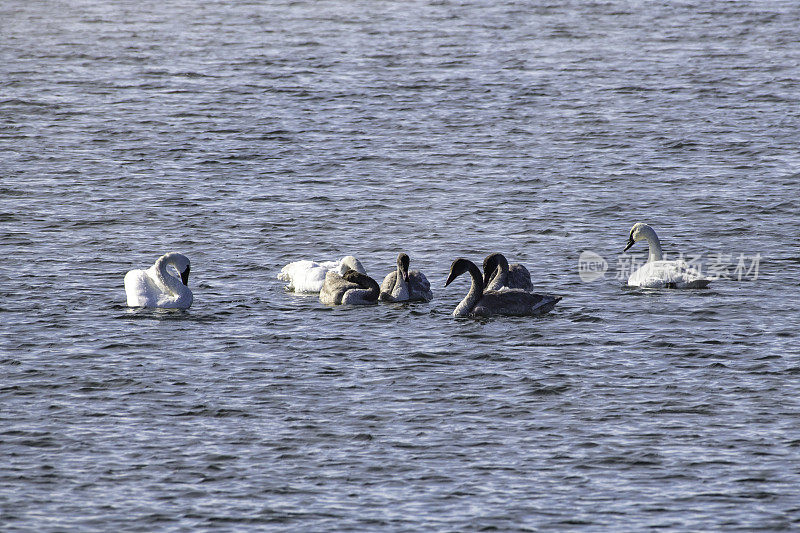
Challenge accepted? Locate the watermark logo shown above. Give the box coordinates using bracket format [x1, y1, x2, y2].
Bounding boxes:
[577, 251, 761, 282]
[578, 250, 608, 282]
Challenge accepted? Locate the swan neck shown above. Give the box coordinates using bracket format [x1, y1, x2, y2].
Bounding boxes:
[154, 255, 189, 297]
[488, 256, 509, 290]
[454, 262, 484, 317]
[395, 258, 409, 294]
[642, 229, 663, 262]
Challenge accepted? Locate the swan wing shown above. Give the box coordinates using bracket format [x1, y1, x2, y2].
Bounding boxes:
[278, 259, 314, 281]
[342, 288, 379, 305]
[508, 264, 533, 291]
[319, 272, 360, 305]
[124, 268, 158, 307]
[280, 256, 364, 292]
[628, 261, 709, 289]
[408, 270, 433, 302]
[472, 290, 560, 317]
[379, 271, 398, 300]
[155, 289, 193, 309]
[279, 260, 330, 292]
[124, 267, 192, 308]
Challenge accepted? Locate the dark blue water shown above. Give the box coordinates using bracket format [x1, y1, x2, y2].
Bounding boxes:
[2, 1, 800, 530]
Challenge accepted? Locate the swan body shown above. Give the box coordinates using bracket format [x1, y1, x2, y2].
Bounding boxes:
[482, 252, 533, 291]
[124, 252, 193, 309]
[320, 269, 380, 305]
[445, 258, 560, 318]
[278, 255, 366, 293]
[379, 253, 433, 302]
[624, 223, 710, 289]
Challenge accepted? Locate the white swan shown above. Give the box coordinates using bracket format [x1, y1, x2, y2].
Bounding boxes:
[445, 258, 560, 318]
[319, 269, 380, 305]
[124, 252, 193, 309]
[482, 252, 533, 291]
[623, 223, 710, 289]
[278, 255, 366, 293]
[379, 253, 433, 302]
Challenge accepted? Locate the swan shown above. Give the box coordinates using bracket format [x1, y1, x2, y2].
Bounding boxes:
[482, 252, 533, 291]
[444, 258, 560, 318]
[623, 223, 710, 289]
[278, 255, 366, 293]
[379, 253, 434, 302]
[319, 268, 380, 305]
[124, 252, 193, 309]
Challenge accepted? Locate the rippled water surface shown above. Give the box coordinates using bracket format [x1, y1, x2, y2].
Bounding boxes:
[3, 0, 800, 530]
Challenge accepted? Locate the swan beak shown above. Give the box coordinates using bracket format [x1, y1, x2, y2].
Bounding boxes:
[181, 265, 191, 286]
[444, 271, 457, 287]
[623, 237, 635, 253]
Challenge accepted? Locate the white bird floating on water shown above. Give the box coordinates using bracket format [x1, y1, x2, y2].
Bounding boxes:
[319, 269, 380, 305]
[379, 252, 433, 302]
[278, 255, 366, 293]
[623, 222, 710, 289]
[124, 252, 193, 309]
[482, 252, 533, 291]
[445, 258, 560, 318]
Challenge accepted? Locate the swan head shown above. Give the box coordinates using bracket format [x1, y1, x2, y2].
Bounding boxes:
[339, 255, 366, 275]
[397, 253, 410, 282]
[624, 223, 656, 252]
[342, 268, 360, 283]
[181, 265, 191, 286]
[163, 252, 191, 286]
[445, 258, 472, 287]
[481, 252, 508, 287]
[342, 269, 380, 294]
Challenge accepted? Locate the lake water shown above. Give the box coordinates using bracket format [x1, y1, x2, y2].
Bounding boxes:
[2, 0, 800, 530]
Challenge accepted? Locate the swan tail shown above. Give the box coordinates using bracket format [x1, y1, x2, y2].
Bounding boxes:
[680, 278, 711, 289]
[531, 295, 561, 315]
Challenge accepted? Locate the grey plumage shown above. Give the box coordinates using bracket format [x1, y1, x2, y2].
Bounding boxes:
[379, 253, 433, 302]
[482, 252, 533, 292]
[446, 258, 560, 318]
[320, 269, 380, 305]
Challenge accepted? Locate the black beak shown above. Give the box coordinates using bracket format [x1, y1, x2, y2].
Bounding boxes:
[444, 271, 456, 287]
[181, 265, 190, 286]
[623, 237, 635, 253]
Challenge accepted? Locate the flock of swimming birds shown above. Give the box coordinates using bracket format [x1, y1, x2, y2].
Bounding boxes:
[124, 223, 711, 315]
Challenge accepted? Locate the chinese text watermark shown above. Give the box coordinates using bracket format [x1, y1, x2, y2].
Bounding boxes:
[578, 252, 761, 282]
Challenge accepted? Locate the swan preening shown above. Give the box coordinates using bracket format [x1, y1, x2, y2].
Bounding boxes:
[482, 253, 533, 291]
[380, 253, 433, 302]
[124, 252, 193, 309]
[278, 255, 366, 293]
[623, 223, 710, 289]
[445, 258, 560, 318]
[319, 269, 380, 305]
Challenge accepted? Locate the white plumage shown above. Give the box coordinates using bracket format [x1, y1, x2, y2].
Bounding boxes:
[278, 255, 366, 293]
[124, 252, 193, 309]
[623, 223, 710, 289]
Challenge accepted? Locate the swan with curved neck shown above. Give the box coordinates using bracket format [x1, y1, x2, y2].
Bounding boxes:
[445, 258, 560, 318]
[320, 268, 380, 305]
[380, 253, 433, 302]
[278, 255, 366, 293]
[124, 252, 193, 309]
[482, 252, 533, 291]
[624, 223, 664, 262]
[623, 223, 709, 288]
